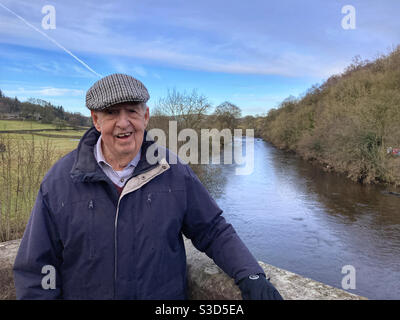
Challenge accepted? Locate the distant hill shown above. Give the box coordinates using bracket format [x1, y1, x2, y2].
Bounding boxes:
[0, 90, 91, 128]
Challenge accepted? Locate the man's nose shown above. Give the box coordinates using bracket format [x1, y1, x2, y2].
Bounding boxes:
[116, 110, 131, 128]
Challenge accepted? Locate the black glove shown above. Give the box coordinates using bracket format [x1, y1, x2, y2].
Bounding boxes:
[238, 274, 283, 300]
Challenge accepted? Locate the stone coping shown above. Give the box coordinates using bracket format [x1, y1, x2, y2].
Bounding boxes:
[0, 239, 367, 300]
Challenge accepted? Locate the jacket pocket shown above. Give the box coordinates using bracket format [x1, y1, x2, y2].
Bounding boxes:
[59, 198, 102, 264]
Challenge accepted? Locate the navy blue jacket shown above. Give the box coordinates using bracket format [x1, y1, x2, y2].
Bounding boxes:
[13, 127, 264, 299]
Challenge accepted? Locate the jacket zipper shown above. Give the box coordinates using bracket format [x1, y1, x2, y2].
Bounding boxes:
[113, 160, 169, 297]
[114, 200, 121, 286]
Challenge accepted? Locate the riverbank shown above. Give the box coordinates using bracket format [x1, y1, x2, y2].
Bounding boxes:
[213, 138, 400, 299]
[263, 137, 400, 190]
[253, 47, 400, 187]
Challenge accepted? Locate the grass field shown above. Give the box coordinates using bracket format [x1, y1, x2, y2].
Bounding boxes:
[0, 120, 67, 131]
[11, 134, 81, 154]
[1, 131, 86, 155]
[0, 121, 90, 241]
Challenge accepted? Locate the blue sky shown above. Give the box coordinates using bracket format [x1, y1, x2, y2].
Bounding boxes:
[1, 0, 400, 117]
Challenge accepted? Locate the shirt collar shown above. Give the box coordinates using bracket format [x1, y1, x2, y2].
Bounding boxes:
[94, 134, 141, 170]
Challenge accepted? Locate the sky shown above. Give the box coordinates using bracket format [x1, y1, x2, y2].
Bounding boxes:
[1, 0, 400, 117]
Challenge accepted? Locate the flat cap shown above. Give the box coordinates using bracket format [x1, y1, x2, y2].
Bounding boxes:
[86, 73, 150, 110]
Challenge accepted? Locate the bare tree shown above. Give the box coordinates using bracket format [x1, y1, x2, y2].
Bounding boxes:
[155, 88, 211, 130]
[213, 101, 242, 131]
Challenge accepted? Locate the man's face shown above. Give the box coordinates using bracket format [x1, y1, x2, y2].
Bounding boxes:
[91, 102, 149, 164]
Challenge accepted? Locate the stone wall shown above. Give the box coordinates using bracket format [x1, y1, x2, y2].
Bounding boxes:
[0, 238, 366, 300]
[0, 240, 20, 300]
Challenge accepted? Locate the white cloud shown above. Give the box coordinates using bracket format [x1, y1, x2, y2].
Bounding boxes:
[152, 72, 161, 80]
[132, 66, 147, 77]
[4, 87, 84, 97]
[110, 62, 148, 77]
[1, 0, 400, 79]
[39, 87, 83, 96]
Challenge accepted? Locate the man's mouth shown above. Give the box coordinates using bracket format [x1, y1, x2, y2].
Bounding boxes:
[115, 132, 133, 139]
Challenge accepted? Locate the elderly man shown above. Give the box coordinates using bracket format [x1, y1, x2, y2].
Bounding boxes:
[13, 74, 283, 300]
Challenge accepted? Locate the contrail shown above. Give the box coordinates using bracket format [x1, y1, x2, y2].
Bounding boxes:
[0, 2, 103, 78]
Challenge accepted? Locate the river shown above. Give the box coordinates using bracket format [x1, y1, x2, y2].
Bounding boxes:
[198, 137, 400, 300]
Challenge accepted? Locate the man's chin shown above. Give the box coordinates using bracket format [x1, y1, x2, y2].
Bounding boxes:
[117, 148, 139, 159]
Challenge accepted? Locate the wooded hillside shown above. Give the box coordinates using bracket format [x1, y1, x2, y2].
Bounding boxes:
[257, 47, 400, 185]
[0, 91, 91, 128]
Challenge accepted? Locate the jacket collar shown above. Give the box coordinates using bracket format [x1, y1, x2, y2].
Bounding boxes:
[70, 127, 157, 183]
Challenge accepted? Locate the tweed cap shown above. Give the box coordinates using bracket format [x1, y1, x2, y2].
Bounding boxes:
[86, 73, 150, 110]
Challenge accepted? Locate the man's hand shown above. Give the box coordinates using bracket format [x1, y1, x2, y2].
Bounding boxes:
[238, 274, 283, 300]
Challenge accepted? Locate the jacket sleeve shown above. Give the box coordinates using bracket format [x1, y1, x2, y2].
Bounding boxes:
[13, 185, 63, 299]
[181, 165, 265, 283]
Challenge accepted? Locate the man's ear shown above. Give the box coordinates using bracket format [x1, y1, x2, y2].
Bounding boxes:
[91, 110, 101, 132]
[144, 106, 150, 129]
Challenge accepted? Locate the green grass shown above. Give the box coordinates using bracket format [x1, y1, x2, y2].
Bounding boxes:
[0, 121, 88, 155]
[0, 134, 58, 241]
[1, 132, 83, 155]
[33, 129, 87, 136]
[0, 126, 90, 241]
[30, 135, 80, 154]
[0, 120, 60, 131]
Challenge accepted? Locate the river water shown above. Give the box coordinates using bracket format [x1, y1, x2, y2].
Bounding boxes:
[199, 138, 400, 300]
